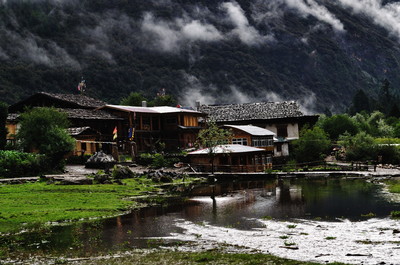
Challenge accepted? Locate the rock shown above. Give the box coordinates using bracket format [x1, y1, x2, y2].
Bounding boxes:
[59, 177, 93, 185]
[94, 173, 112, 184]
[85, 151, 116, 169]
[112, 165, 135, 179]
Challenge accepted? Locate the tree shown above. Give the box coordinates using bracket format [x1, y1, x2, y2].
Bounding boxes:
[318, 114, 359, 140]
[17, 107, 75, 169]
[292, 127, 330, 163]
[197, 121, 232, 174]
[120, 92, 147, 106]
[338, 132, 376, 162]
[0, 102, 7, 150]
[149, 95, 177, 107]
[348, 89, 371, 115]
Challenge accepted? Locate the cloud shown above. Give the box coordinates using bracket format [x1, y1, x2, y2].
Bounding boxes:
[284, 0, 345, 33]
[251, 0, 344, 33]
[221, 1, 274, 45]
[140, 12, 223, 53]
[338, 0, 400, 40]
[1, 27, 80, 68]
[179, 73, 218, 107]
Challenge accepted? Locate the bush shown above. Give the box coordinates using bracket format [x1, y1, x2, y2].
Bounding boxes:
[138, 153, 178, 168]
[0, 150, 50, 178]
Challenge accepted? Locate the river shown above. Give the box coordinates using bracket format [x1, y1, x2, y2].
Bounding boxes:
[3, 177, 400, 264]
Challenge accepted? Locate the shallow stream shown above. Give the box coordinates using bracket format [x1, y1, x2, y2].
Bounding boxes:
[3, 177, 400, 264]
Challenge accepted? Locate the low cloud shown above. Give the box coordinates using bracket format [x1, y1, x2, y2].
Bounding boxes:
[140, 12, 222, 53]
[338, 0, 400, 40]
[1, 27, 80, 68]
[221, 1, 274, 45]
[251, 0, 344, 33]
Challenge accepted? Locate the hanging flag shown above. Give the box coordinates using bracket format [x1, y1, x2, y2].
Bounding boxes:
[113, 126, 118, 140]
[128, 128, 135, 140]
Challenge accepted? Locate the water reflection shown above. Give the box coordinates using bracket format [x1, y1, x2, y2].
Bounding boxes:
[2, 178, 400, 258]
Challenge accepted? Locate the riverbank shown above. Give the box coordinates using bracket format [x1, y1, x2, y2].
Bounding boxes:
[0, 172, 199, 234]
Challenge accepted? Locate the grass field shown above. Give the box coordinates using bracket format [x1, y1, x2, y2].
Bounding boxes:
[73, 250, 347, 265]
[0, 177, 176, 233]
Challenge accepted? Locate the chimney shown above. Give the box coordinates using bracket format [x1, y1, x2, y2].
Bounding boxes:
[195, 100, 201, 111]
[142, 101, 147, 107]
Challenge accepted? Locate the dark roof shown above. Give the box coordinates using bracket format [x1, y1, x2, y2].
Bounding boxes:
[58, 108, 122, 120]
[9, 92, 106, 112]
[39, 92, 106, 108]
[199, 101, 305, 122]
[7, 108, 121, 121]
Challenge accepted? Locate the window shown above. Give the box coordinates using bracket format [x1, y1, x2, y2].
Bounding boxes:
[277, 125, 288, 138]
[232, 138, 248, 145]
[276, 143, 282, 152]
[252, 137, 273, 147]
[266, 156, 273, 164]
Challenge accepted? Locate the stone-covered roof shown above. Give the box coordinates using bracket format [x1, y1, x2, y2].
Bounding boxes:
[7, 108, 120, 121]
[40, 92, 106, 108]
[9, 92, 107, 112]
[58, 108, 122, 120]
[199, 101, 304, 122]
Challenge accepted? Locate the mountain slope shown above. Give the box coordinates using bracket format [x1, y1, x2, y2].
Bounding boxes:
[1, 0, 400, 113]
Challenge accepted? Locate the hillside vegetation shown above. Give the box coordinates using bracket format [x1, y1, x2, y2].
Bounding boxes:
[1, 0, 400, 112]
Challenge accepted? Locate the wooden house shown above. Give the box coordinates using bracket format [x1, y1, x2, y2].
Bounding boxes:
[199, 101, 318, 160]
[7, 92, 122, 155]
[98, 104, 206, 153]
[188, 144, 271, 172]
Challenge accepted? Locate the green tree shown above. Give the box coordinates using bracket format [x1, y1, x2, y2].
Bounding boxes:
[318, 114, 359, 140]
[0, 102, 7, 150]
[348, 89, 371, 115]
[149, 95, 177, 107]
[339, 132, 376, 162]
[197, 121, 232, 174]
[292, 127, 330, 163]
[17, 107, 75, 169]
[120, 92, 147, 106]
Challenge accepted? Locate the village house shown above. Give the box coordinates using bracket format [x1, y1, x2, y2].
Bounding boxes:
[198, 101, 318, 162]
[187, 125, 275, 172]
[6, 92, 122, 155]
[188, 144, 270, 173]
[97, 103, 206, 154]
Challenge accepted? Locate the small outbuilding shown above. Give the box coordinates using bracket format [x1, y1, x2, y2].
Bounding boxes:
[188, 144, 271, 173]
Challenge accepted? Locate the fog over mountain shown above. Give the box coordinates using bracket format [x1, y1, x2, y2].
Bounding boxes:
[1, 0, 400, 113]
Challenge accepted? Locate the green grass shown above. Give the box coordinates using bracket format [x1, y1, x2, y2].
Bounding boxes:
[387, 180, 400, 194]
[0, 177, 161, 233]
[74, 250, 348, 265]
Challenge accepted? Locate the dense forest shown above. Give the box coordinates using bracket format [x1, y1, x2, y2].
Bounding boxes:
[1, 0, 400, 112]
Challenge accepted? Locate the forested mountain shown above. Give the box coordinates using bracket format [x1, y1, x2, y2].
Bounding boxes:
[1, 0, 400, 113]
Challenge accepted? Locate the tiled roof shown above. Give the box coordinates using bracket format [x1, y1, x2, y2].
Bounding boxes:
[101, 105, 204, 115]
[40, 92, 106, 108]
[188, 144, 266, 155]
[224, 125, 275, 136]
[67, 127, 92, 136]
[199, 101, 304, 122]
[58, 108, 122, 120]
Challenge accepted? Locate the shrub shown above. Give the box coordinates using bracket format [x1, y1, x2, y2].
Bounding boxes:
[0, 150, 50, 178]
[151, 153, 168, 168]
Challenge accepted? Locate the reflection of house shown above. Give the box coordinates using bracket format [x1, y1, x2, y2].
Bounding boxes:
[188, 144, 271, 172]
[199, 101, 318, 160]
[7, 92, 122, 155]
[98, 104, 206, 153]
